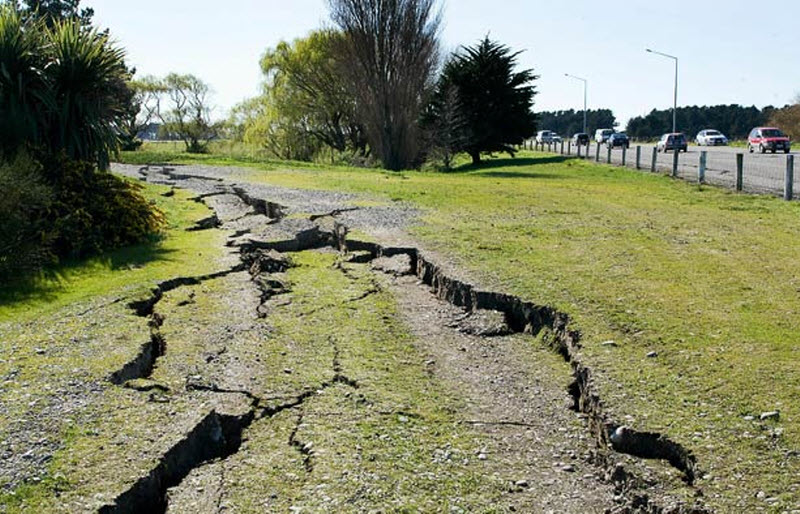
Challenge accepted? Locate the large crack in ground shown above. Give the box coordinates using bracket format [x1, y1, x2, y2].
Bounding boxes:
[336, 236, 702, 486]
[101, 176, 365, 512]
[100, 165, 708, 513]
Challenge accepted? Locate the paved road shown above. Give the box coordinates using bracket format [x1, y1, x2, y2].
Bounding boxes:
[562, 143, 798, 196]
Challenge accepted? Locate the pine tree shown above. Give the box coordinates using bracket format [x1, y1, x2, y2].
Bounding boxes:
[431, 37, 538, 165]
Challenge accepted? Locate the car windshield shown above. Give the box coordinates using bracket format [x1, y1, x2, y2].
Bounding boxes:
[671, 135, 685, 142]
[706, 130, 720, 136]
[762, 129, 785, 138]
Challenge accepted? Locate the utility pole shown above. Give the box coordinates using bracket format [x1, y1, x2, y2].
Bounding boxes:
[646, 48, 678, 133]
[565, 73, 588, 134]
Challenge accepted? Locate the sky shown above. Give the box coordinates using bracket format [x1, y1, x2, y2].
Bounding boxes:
[87, 0, 800, 127]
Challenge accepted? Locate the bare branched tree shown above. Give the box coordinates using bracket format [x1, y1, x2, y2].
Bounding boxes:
[162, 73, 216, 153]
[328, 0, 441, 170]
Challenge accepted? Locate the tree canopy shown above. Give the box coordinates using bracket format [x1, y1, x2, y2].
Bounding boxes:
[536, 109, 617, 136]
[769, 97, 800, 140]
[625, 104, 774, 140]
[329, 0, 441, 170]
[0, 5, 129, 167]
[429, 37, 537, 165]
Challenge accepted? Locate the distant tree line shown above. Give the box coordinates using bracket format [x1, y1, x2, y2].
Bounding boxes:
[536, 109, 617, 136]
[625, 105, 778, 140]
[231, 0, 538, 170]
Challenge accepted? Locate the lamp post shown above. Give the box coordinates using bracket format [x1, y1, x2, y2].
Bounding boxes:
[565, 73, 588, 135]
[646, 48, 678, 134]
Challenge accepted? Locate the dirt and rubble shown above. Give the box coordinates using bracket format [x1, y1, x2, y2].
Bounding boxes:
[0, 163, 708, 513]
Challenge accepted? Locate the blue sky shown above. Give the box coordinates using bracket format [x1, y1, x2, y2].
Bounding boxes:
[88, 0, 800, 126]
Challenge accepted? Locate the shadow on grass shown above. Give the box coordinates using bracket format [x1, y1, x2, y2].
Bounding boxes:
[447, 155, 573, 174]
[0, 238, 175, 309]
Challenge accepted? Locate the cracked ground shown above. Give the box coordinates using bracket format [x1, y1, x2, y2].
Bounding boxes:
[0, 164, 703, 513]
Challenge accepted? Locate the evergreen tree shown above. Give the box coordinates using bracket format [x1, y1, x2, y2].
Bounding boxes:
[20, 0, 94, 27]
[432, 37, 537, 165]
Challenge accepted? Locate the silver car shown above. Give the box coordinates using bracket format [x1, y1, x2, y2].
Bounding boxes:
[695, 129, 728, 146]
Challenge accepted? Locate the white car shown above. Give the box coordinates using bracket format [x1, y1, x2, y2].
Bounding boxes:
[594, 128, 614, 144]
[696, 129, 728, 146]
[536, 130, 557, 144]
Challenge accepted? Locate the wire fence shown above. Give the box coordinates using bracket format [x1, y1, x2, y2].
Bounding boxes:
[526, 140, 797, 200]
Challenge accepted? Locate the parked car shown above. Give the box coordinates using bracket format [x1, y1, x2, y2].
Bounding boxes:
[595, 128, 614, 144]
[551, 133, 563, 144]
[572, 133, 589, 146]
[696, 129, 728, 146]
[536, 130, 557, 144]
[748, 127, 791, 154]
[606, 132, 630, 149]
[657, 133, 688, 153]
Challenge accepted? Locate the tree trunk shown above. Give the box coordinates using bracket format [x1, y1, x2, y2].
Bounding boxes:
[470, 151, 481, 165]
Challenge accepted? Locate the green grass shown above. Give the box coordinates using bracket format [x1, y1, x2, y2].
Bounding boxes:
[0, 179, 232, 512]
[117, 145, 800, 510]
[0, 180, 226, 323]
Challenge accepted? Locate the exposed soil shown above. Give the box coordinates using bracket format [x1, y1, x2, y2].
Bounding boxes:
[0, 163, 709, 512]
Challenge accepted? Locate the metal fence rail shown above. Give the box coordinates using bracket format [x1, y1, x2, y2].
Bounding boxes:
[526, 140, 797, 200]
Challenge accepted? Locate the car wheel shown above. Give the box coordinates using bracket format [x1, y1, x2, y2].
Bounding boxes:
[760, 144, 766, 154]
[748, 144, 754, 153]
[785, 149, 791, 154]
[772, 149, 776, 154]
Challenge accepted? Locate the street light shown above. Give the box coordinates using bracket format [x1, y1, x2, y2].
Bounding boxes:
[565, 73, 588, 135]
[646, 48, 678, 133]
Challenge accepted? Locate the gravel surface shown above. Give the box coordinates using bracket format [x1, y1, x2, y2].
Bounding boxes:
[0, 163, 702, 511]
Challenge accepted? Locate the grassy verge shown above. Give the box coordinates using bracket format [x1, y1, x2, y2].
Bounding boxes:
[118, 146, 800, 510]
[0, 180, 225, 323]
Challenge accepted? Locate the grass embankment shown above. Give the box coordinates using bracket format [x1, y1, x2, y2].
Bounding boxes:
[120, 146, 800, 510]
[0, 180, 225, 323]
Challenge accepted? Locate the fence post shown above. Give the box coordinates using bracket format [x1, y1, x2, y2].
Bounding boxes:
[595, 142, 600, 162]
[785, 155, 794, 201]
[560, 141, 565, 154]
[671, 150, 679, 177]
[568, 141, 572, 156]
[576, 142, 581, 158]
[736, 153, 744, 191]
[699, 151, 707, 184]
[622, 145, 627, 167]
[635, 145, 641, 170]
[606, 145, 612, 164]
[651, 147, 658, 173]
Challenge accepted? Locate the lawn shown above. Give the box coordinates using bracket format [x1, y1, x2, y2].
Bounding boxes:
[118, 146, 800, 511]
[0, 179, 226, 323]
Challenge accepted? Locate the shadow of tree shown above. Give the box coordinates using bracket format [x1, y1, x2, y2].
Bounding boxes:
[447, 155, 573, 174]
[0, 238, 175, 308]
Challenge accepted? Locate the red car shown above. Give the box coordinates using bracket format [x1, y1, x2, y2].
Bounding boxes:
[748, 127, 791, 154]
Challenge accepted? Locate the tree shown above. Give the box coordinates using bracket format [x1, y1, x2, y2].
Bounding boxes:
[432, 37, 537, 165]
[0, 6, 129, 168]
[625, 104, 772, 140]
[19, 0, 94, 27]
[769, 96, 800, 140]
[328, 0, 441, 170]
[260, 30, 367, 156]
[422, 82, 468, 170]
[119, 76, 167, 150]
[536, 109, 617, 137]
[161, 73, 216, 153]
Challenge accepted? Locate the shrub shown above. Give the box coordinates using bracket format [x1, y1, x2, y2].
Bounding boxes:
[0, 154, 55, 281]
[41, 155, 166, 259]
